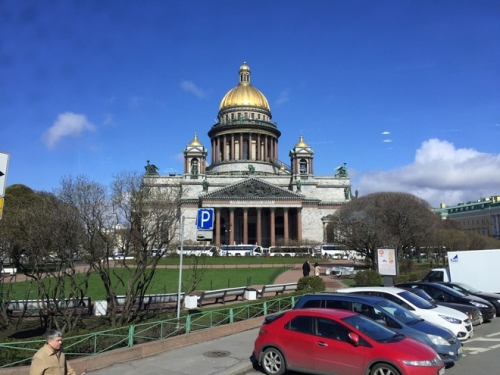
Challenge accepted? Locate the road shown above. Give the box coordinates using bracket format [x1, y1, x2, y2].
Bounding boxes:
[242, 317, 500, 375]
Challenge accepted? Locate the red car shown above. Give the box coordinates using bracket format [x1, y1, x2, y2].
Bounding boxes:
[254, 308, 445, 375]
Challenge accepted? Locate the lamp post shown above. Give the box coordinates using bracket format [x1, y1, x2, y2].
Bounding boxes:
[176, 215, 185, 320]
[225, 224, 231, 257]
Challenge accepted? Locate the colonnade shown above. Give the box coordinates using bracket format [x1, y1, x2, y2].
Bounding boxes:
[211, 133, 278, 164]
[213, 206, 302, 248]
[492, 214, 500, 238]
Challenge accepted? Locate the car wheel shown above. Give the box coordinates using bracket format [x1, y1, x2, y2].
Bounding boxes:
[370, 363, 400, 375]
[262, 347, 286, 375]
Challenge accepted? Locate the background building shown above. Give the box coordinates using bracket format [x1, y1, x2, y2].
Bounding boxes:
[435, 196, 500, 239]
[144, 63, 356, 247]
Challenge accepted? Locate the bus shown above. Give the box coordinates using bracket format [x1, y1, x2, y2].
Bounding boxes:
[267, 246, 313, 257]
[174, 245, 219, 257]
[317, 244, 348, 259]
[220, 244, 264, 257]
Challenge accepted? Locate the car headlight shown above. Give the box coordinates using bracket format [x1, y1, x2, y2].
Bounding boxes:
[471, 301, 488, 308]
[439, 314, 461, 324]
[402, 355, 442, 366]
[427, 334, 450, 346]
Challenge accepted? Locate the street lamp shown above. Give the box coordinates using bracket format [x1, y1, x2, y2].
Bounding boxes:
[225, 224, 232, 257]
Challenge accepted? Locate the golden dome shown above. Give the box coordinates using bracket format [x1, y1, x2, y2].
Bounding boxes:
[219, 62, 270, 112]
[295, 135, 309, 148]
[188, 133, 202, 146]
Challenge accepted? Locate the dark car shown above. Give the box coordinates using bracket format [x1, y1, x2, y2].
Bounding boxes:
[399, 287, 483, 326]
[253, 308, 445, 375]
[440, 282, 500, 316]
[396, 281, 496, 321]
[294, 293, 462, 365]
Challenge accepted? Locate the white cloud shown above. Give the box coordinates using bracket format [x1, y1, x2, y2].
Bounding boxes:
[382, 131, 390, 135]
[129, 96, 142, 108]
[276, 90, 290, 106]
[357, 139, 500, 207]
[41, 112, 96, 149]
[383, 139, 392, 143]
[181, 80, 206, 98]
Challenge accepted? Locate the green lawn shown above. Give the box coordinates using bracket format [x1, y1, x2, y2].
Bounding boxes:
[2, 266, 291, 301]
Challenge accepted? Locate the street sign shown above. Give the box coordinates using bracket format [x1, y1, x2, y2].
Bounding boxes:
[196, 208, 214, 230]
[0, 152, 9, 198]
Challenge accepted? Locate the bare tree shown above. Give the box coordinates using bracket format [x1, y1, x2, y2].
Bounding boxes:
[332, 192, 440, 269]
[58, 172, 192, 326]
[2, 190, 91, 332]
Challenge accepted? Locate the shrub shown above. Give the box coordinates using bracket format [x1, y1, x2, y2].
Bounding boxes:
[297, 276, 325, 292]
[354, 270, 382, 286]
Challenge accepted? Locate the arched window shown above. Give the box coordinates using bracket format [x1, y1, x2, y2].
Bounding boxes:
[191, 158, 199, 175]
[299, 159, 308, 174]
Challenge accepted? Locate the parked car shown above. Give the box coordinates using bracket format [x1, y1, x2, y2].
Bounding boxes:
[253, 308, 445, 375]
[439, 281, 500, 316]
[337, 286, 473, 341]
[399, 286, 483, 326]
[396, 281, 496, 321]
[293, 293, 462, 365]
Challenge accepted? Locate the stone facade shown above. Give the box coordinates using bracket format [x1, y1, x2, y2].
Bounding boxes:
[144, 63, 354, 247]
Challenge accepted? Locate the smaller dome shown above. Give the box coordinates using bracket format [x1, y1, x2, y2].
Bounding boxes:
[188, 133, 202, 146]
[239, 62, 250, 71]
[295, 135, 309, 148]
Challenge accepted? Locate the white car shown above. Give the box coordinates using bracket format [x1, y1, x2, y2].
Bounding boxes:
[337, 286, 473, 341]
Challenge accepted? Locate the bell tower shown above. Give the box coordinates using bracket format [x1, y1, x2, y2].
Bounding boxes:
[184, 133, 207, 175]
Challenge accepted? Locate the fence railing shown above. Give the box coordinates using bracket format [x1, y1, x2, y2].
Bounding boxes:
[0, 294, 299, 368]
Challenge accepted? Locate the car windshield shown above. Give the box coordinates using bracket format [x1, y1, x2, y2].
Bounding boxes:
[409, 289, 437, 305]
[342, 314, 396, 342]
[398, 290, 435, 309]
[439, 284, 467, 297]
[455, 283, 480, 293]
[376, 300, 421, 325]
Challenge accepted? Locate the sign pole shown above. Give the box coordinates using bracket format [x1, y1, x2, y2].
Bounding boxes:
[176, 215, 185, 321]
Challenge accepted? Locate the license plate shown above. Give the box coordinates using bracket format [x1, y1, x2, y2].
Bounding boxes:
[438, 367, 446, 375]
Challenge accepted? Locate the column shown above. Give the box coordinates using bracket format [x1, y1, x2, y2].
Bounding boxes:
[215, 208, 221, 246]
[229, 208, 235, 245]
[211, 139, 215, 164]
[257, 208, 262, 246]
[239, 133, 243, 159]
[297, 208, 302, 242]
[270, 208, 275, 246]
[243, 208, 248, 244]
[283, 208, 289, 245]
[264, 136, 268, 161]
[257, 134, 261, 160]
[231, 134, 235, 160]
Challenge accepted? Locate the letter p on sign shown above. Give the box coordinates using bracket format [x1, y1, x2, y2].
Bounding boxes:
[197, 208, 214, 230]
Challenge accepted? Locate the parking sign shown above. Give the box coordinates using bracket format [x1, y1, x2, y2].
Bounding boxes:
[197, 208, 214, 230]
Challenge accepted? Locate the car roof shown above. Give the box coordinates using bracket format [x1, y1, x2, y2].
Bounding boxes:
[337, 286, 406, 294]
[298, 292, 388, 304]
[289, 308, 356, 319]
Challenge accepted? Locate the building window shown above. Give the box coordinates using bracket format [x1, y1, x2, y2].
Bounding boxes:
[258, 114, 261, 119]
[231, 113, 234, 120]
[238, 113, 242, 119]
[251, 113, 254, 119]
[299, 159, 308, 174]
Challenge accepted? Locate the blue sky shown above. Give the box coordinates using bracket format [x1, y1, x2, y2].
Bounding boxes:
[1, 0, 499, 207]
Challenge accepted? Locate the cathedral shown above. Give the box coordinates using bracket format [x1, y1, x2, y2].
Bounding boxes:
[144, 62, 355, 247]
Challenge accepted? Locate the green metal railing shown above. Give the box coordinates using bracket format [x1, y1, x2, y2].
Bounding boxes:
[0, 295, 298, 368]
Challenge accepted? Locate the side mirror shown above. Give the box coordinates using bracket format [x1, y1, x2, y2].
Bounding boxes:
[348, 332, 360, 346]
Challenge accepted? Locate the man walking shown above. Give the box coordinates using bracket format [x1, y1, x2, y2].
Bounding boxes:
[302, 260, 311, 277]
[30, 329, 77, 375]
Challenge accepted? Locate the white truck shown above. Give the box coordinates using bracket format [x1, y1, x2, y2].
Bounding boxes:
[422, 249, 500, 293]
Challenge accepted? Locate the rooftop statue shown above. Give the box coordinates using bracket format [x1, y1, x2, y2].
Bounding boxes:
[145, 160, 159, 175]
[335, 162, 349, 178]
[248, 164, 255, 174]
[202, 178, 209, 192]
